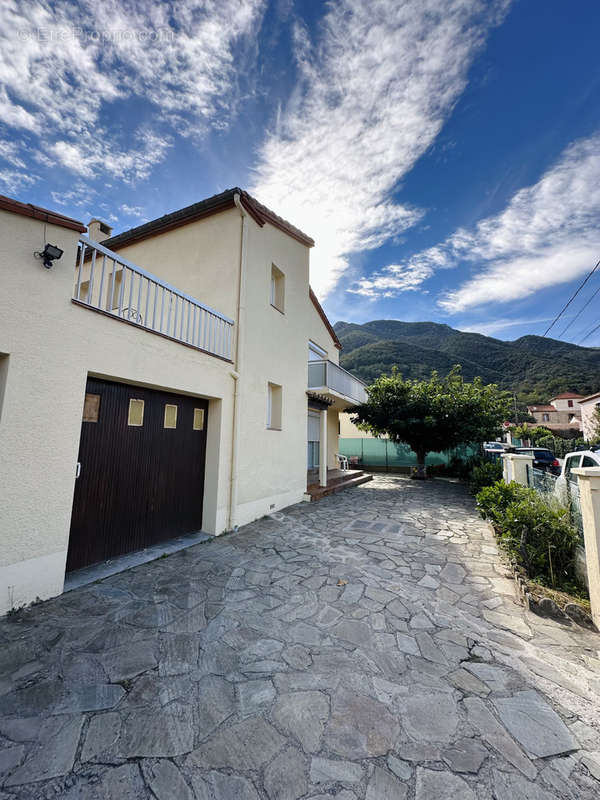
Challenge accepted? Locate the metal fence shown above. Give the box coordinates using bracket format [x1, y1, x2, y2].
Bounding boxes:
[338, 438, 478, 468]
[74, 235, 235, 360]
[526, 466, 584, 542]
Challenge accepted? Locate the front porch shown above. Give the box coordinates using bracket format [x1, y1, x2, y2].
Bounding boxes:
[306, 467, 372, 500]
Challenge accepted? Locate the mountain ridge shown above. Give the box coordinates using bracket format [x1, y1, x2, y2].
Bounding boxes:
[334, 320, 600, 403]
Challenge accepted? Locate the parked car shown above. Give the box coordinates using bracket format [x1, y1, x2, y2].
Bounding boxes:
[483, 441, 507, 461]
[515, 447, 561, 475]
[555, 449, 600, 504]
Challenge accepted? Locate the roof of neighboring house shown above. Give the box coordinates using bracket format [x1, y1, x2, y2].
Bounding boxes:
[0, 194, 86, 233]
[100, 188, 315, 251]
[549, 392, 584, 401]
[527, 405, 557, 412]
[580, 390, 600, 404]
[310, 287, 342, 350]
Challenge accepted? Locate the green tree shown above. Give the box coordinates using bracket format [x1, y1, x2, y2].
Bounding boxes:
[350, 365, 511, 479]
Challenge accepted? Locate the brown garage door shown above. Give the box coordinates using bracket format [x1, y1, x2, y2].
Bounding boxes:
[67, 377, 209, 572]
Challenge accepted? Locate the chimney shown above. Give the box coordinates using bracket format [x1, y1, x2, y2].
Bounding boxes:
[87, 218, 113, 243]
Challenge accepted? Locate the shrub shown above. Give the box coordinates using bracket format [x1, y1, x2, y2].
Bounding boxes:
[500, 494, 579, 586]
[476, 480, 529, 527]
[476, 480, 580, 588]
[469, 460, 503, 494]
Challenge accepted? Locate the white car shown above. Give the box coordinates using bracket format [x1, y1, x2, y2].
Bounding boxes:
[555, 449, 600, 503]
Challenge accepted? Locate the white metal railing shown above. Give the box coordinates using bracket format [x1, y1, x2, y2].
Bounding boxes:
[74, 235, 234, 360]
[308, 359, 368, 404]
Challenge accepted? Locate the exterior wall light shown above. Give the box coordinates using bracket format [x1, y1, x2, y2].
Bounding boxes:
[35, 243, 64, 269]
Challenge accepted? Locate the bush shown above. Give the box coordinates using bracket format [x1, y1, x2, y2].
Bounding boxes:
[500, 493, 579, 585]
[476, 480, 529, 526]
[469, 460, 503, 494]
[476, 480, 580, 588]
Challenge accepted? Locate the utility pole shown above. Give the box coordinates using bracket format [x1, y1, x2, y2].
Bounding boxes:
[513, 392, 519, 425]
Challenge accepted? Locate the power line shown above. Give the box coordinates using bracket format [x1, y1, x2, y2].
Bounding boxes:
[577, 317, 600, 346]
[558, 281, 600, 338]
[543, 258, 600, 337]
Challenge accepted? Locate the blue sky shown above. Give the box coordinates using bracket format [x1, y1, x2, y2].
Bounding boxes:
[2, 0, 600, 345]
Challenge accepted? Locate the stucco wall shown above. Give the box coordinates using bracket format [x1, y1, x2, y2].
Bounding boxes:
[0, 209, 234, 615]
[101, 208, 242, 326]
[581, 399, 600, 441]
[0, 200, 344, 614]
[233, 214, 312, 523]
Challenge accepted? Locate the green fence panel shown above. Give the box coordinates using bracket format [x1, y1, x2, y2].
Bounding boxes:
[339, 438, 478, 467]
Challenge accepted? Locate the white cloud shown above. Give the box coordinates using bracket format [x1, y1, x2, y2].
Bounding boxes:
[371, 133, 600, 311]
[120, 203, 144, 217]
[459, 316, 554, 337]
[0, 168, 38, 193]
[251, 0, 510, 296]
[0, 0, 265, 181]
[348, 263, 433, 298]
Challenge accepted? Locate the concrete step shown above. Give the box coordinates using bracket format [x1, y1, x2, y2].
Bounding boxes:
[307, 472, 373, 501]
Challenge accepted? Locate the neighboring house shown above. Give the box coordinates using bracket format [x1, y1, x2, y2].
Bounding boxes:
[0, 189, 367, 614]
[527, 391, 583, 433]
[580, 391, 600, 442]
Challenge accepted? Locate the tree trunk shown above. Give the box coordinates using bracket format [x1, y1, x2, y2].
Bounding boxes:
[413, 448, 427, 480]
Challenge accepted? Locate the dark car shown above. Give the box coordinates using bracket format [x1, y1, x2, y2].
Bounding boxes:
[515, 447, 561, 475]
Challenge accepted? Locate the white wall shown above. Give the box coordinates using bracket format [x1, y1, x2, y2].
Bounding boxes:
[0, 200, 343, 614]
[581, 398, 600, 441]
[0, 209, 234, 615]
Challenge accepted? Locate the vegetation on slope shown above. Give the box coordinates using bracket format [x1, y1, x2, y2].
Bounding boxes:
[335, 320, 600, 404]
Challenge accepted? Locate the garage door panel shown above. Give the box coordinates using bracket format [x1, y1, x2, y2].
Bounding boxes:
[67, 378, 208, 572]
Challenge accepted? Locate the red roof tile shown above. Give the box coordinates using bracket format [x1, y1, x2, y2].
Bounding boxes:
[0, 194, 86, 233]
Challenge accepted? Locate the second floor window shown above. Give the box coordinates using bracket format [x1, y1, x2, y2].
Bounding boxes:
[271, 264, 285, 313]
[542, 413, 550, 421]
[568, 400, 573, 407]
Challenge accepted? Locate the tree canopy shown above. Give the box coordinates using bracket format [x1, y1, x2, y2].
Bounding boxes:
[350, 365, 512, 477]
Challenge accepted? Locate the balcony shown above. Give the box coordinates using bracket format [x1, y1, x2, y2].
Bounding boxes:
[73, 235, 234, 361]
[308, 359, 368, 407]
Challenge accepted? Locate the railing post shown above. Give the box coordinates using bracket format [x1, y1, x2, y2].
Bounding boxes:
[572, 467, 600, 628]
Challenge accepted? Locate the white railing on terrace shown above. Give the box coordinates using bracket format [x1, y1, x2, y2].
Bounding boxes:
[308, 359, 368, 404]
[74, 235, 234, 360]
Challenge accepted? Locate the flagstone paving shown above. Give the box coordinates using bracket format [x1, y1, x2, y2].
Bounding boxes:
[1, 475, 600, 798]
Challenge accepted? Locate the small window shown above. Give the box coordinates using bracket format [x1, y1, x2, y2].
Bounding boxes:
[568, 400, 573, 408]
[128, 398, 144, 426]
[193, 408, 205, 430]
[164, 404, 178, 429]
[270, 265, 285, 313]
[267, 382, 282, 430]
[542, 413, 550, 422]
[83, 393, 101, 422]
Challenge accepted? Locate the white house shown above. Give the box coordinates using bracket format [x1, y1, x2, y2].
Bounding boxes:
[580, 391, 600, 442]
[0, 189, 367, 614]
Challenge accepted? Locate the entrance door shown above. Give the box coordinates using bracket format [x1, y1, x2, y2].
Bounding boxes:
[67, 377, 209, 572]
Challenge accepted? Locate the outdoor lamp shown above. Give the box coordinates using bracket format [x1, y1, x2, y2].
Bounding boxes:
[38, 243, 64, 269]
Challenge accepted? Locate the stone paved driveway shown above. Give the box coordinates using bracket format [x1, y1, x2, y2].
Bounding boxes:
[1, 476, 600, 799]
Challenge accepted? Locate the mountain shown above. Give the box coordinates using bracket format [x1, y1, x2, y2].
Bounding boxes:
[334, 320, 600, 404]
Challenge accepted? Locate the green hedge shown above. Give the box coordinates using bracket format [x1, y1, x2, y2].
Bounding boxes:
[476, 480, 580, 589]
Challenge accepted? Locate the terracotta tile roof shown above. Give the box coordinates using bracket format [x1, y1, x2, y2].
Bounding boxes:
[549, 392, 584, 400]
[0, 194, 86, 233]
[527, 405, 557, 412]
[310, 287, 341, 350]
[100, 188, 314, 251]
